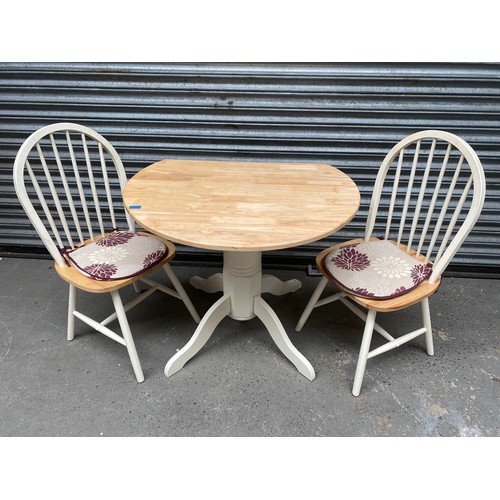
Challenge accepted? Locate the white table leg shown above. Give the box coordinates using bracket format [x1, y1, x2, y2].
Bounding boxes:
[165, 251, 315, 380]
[190, 273, 223, 293]
[190, 271, 302, 297]
[165, 294, 231, 377]
[261, 274, 302, 295]
[254, 296, 315, 380]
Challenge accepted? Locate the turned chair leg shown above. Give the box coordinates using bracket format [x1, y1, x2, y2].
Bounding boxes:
[421, 298, 434, 356]
[67, 284, 76, 341]
[163, 263, 201, 323]
[352, 309, 377, 397]
[295, 276, 329, 332]
[110, 290, 145, 383]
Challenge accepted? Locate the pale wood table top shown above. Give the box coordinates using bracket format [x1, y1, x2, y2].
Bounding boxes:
[123, 159, 360, 252]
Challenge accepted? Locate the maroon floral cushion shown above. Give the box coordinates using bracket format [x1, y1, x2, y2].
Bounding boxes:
[323, 239, 432, 299]
[66, 231, 168, 281]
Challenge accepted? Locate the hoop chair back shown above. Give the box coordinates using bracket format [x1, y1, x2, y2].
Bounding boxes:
[13, 123, 136, 266]
[364, 130, 486, 283]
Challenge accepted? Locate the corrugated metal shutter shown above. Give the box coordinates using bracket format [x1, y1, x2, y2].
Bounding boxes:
[1, 62, 499, 272]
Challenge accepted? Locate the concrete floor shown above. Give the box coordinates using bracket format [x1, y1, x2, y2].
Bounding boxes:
[0, 256, 498, 437]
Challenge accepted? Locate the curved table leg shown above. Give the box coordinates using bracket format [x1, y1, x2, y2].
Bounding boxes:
[254, 296, 316, 381]
[191, 273, 301, 297]
[165, 294, 231, 377]
[167, 251, 315, 381]
[190, 273, 223, 293]
[261, 275, 302, 295]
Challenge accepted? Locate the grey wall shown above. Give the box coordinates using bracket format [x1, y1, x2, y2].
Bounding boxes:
[1, 62, 499, 271]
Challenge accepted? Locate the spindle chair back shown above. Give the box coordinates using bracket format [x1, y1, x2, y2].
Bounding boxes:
[14, 123, 134, 264]
[365, 129, 485, 283]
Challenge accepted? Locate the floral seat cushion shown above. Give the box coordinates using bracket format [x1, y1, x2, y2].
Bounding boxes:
[66, 231, 167, 281]
[322, 239, 432, 299]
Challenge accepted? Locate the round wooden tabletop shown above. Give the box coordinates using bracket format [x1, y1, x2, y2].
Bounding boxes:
[123, 159, 360, 252]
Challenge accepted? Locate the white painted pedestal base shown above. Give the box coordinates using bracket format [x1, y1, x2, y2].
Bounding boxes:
[164, 251, 315, 380]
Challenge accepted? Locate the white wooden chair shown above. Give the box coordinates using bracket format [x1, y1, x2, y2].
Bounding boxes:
[13, 123, 200, 382]
[295, 130, 486, 396]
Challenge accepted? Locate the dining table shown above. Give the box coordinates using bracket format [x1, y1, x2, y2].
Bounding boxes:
[122, 159, 360, 380]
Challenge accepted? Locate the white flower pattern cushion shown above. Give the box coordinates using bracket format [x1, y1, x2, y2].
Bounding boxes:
[66, 231, 167, 281]
[323, 239, 432, 299]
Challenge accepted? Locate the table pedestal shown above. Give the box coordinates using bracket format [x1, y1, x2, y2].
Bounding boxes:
[164, 251, 315, 380]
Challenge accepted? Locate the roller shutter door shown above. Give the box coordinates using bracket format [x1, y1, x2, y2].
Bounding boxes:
[1, 62, 498, 273]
